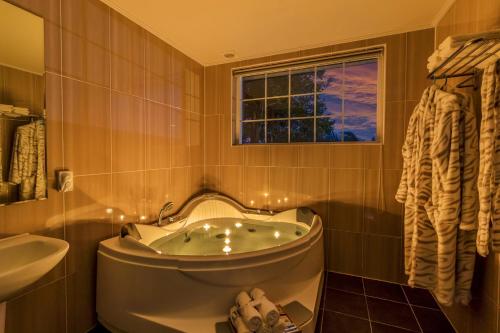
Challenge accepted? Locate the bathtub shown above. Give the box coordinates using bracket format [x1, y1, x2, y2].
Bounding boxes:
[96, 193, 324, 333]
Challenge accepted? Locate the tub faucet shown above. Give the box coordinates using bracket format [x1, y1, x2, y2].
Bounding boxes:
[158, 201, 174, 226]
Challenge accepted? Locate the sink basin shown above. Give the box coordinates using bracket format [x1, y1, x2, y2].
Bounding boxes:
[0, 233, 69, 301]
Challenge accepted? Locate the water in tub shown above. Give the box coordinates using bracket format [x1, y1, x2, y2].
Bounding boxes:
[149, 218, 310, 255]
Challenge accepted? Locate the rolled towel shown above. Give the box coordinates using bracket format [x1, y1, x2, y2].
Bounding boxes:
[239, 303, 262, 331]
[255, 296, 280, 327]
[250, 287, 266, 301]
[236, 291, 252, 308]
[230, 306, 251, 333]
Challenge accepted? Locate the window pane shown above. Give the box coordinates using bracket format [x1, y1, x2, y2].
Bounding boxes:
[242, 100, 265, 120]
[316, 94, 341, 116]
[267, 72, 289, 97]
[267, 98, 288, 119]
[316, 64, 343, 93]
[242, 75, 265, 99]
[291, 69, 314, 94]
[291, 119, 314, 142]
[241, 122, 265, 144]
[291, 95, 314, 117]
[316, 117, 341, 142]
[343, 59, 378, 142]
[267, 120, 288, 143]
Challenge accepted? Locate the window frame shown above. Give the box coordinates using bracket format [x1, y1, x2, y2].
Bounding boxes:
[231, 45, 386, 145]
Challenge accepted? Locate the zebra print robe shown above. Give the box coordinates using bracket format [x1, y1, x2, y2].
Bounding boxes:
[397, 86, 478, 306]
[477, 60, 500, 256]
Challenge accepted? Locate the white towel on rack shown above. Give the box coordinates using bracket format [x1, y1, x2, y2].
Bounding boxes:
[427, 30, 500, 73]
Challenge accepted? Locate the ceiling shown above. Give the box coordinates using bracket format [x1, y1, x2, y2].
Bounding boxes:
[100, 0, 452, 66]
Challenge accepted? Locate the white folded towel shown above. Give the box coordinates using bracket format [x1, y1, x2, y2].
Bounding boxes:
[439, 30, 500, 50]
[230, 306, 251, 333]
[0, 104, 13, 112]
[428, 30, 500, 73]
[250, 288, 266, 301]
[254, 296, 280, 327]
[12, 107, 29, 115]
[236, 291, 253, 308]
[239, 304, 263, 331]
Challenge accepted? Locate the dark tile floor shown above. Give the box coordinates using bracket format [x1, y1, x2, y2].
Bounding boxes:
[316, 272, 456, 333]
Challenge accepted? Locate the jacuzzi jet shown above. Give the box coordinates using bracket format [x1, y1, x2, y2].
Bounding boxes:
[248, 228, 256, 232]
[296, 230, 303, 236]
[184, 236, 191, 243]
[216, 233, 225, 239]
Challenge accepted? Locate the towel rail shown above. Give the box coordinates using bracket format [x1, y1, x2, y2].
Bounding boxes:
[427, 36, 500, 89]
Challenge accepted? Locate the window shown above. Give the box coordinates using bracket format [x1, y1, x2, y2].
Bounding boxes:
[233, 48, 384, 144]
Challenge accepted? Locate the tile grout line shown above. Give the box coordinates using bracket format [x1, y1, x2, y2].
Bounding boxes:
[361, 278, 373, 333]
[57, 0, 68, 331]
[401, 283, 424, 333]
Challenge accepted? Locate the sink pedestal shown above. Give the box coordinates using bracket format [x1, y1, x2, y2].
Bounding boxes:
[0, 302, 5, 333]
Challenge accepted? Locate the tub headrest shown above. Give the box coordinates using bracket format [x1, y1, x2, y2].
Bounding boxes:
[296, 207, 316, 226]
[120, 223, 142, 241]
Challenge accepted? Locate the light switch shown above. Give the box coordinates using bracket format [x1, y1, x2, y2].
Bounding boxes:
[56, 170, 74, 192]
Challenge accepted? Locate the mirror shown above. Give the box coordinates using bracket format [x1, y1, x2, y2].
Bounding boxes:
[0, 0, 46, 205]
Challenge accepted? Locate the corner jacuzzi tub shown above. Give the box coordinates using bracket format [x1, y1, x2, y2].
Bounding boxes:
[97, 193, 324, 333]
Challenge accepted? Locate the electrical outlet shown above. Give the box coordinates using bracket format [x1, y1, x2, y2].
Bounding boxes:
[56, 170, 74, 192]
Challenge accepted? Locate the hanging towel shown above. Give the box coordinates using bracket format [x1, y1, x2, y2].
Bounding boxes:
[9, 120, 46, 200]
[477, 60, 500, 256]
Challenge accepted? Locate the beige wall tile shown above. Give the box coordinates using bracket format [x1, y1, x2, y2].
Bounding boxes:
[270, 145, 298, 167]
[367, 34, 406, 102]
[205, 165, 221, 192]
[62, 78, 111, 175]
[65, 174, 112, 276]
[245, 145, 270, 166]
[205, 115, 221, 166]
[297, 167, 329, 220]
[171, 108, 190, 167]
[111, 171, 147, 223]
[363, 234, 403, 282]
[406, 29, 435, 101]
[6, 278, 66, 333]
[326, 229, 363, 275]
[244, 166, 269, 209]
[220, 165, 244, 204]
[329, 169, 364, 232]
[146, 101, 171, 169]
[45, 73, 63, 172]
[330, 145, 364, 169]
[298, 145, 329, 168]
[189, 111, 204, 166]
[111, 92, 145, 172]
[146, 168, 171, 220]
[364, 169, 403, 237]
[269, 167, 297, 210]
[170, 167, 190, 211]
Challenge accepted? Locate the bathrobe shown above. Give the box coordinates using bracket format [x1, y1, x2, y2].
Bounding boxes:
[396, 85, 438, 289]
[477, 60, 500, 256]
[397, 86, 478, 306]
[9, 120, 46, 200]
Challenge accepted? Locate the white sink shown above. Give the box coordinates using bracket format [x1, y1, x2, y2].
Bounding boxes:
[0, 233, 69, 301]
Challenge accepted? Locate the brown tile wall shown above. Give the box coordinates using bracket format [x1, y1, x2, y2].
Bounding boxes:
[204, 28, 435, 284]
[435, 1, 500, 332]
[0, 0, 204, 332]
